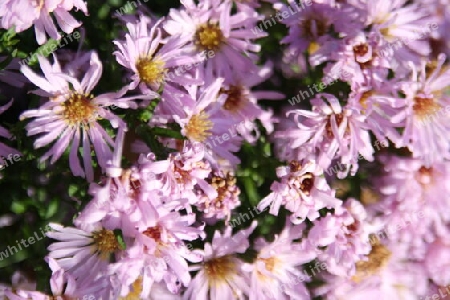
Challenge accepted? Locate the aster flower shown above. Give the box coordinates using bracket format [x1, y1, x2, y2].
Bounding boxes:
[110, 277, 182, 300]
[42, 257, 110, 300]
[20, 52, 152, 181]
[276, 93, 374, 177]
[137, 142, 216, 204]
[308, 198, 378, 277]
[183, 221, 257, 300]
[278, 1, 360, 55]
[396, 54, 450, 166]
[113, 15, 202, 97]
[347, 82, 405, 147]
[211, 63, 284, 143]
[195, 170, 241, 223]
[325, 32, 391, 87]
[173, 78, 243, 166]
[0, 0, 88, 45]
[109, 199, 204, 297]
[243, 222, 316, 300]
[257, 159, 342, 224]
[315, 241, 429, 300]
[71, 140, 205, 297]
[46, 223, 122, 295]
[366, 155, 450, 259]
[352, 0, 435, 62]
[164, 0, 265, 79]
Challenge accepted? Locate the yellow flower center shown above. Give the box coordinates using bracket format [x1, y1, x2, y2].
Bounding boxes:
[308, 41, 321, 54]
[92, 228, 120, 260]
[195, 22, 224, 51]
[62, 93, 97, 125]
[207, 173, 239, 208]
[359, 90, 373, 109]
[413, 96, 441, 119]
[261, 257, 277, 272]
[379, 26, 396, 42]
[136, 57, 166, 86]
[185, 111, 213, 142]
[352, 244, 392, 283]
[204, 255, 238, 286]
[119, 277, 143, 300]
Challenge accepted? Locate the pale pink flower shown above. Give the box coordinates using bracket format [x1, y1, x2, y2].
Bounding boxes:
[396, 54, 450, 166]
[257, 160, 343, 224]
[183, 221, 257, 300]
[20, 52, 152, 181]
[243, 222, 316, 300]
[0, 0, 88, 45]
[308, 199, 377, 277]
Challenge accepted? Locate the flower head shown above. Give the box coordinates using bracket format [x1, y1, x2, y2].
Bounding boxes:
[20, 52, 152, 181]
[0, 0, 88, 44]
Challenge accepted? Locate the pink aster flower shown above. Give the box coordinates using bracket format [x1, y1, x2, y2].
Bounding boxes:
[315, 241, 429, 300]
[113, 15, 202, 96]
[72, 137, 205, 297]
[46, 223, 122, 296]
[276, 93, 374, 177]
[308, 198, 377, 277]
[278, 1, 361, 54]
[209, 63, 284, 143]
[172, 78, 243, 166]
[110, 200, 205, 297]
[352, 0, 435, 62]
[367, 155, 450, 259]
[243, 222, 316, 300]
[257, 160, 342, 224]
[137, 142, 216, 204]
[0, 0, 88, 45]
[44, 256, 109, 299]
[395, 54, 450, 166]
[164, 0, 265, 79]
[195, 170, 241, 223]
[183, 221, 257, 300]
[325, 32, 391, 87]
[347, 82, 405, 147]
[20, 52, 152, 181]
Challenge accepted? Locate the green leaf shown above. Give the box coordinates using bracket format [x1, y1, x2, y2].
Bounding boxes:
[151, 126, 185, 139]
[11, 201, 26, 214]
[45, 200, 58, 219]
